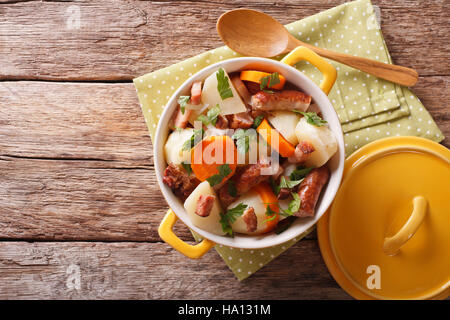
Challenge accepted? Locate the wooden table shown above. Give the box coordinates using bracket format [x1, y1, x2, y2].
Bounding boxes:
[0, 0, 448, 300]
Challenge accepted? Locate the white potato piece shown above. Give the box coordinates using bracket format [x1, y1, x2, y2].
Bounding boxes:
[268, 111, 301, 145]
[294, 117, 337, 167]
[184, 181, 225, 235]
[164, 128, 194, 165]
[229, 190, 271, 235]
[201, 69, 247, 116]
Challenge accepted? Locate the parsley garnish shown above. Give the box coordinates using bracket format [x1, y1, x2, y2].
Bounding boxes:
[296, 111, 327, 127]
[206, 163, 232, 187]
[177, 95, 190, 115]
[260, 72, 280, 92]
[181, 161, 192, 175]
[279, 176, 303, 189]
[281, 193, 301, 216]
[289, 166, 314, 181]
[220, 203, 248, 237]
[197, 104, 221, 126]
[232, 128, 256, 154]
[216, 68, 233, 100]
[227, 181, 237, 198]
[252, 115, 264, 129]
[182, 128, 204, 151]
[264, 205, 278, 222]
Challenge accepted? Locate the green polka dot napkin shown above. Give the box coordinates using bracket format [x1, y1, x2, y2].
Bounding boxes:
[134, 0, 444, 281]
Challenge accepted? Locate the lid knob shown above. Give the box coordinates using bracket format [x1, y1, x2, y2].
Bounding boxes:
[383, 196, 428, 256]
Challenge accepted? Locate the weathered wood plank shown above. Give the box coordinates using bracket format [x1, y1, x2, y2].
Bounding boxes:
[0, 240, 349, 299]
[0, 0, 448, 80]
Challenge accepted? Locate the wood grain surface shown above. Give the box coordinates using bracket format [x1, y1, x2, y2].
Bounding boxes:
[0, 0, 448, 299]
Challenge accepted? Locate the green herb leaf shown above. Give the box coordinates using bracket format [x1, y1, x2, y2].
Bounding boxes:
[227, 181, 237, 198]
[260, 72, 280, 91]
[232, 128, 256, 154]
[197, 104, 221, 126]
[297, 111, 328, 127]
[177, 95, 190, 115]
[206, 163, 232, 187]
[279, 176, 303, 189]
[219, 203, 248, 237]
[264, 205, 278, 222]
[282, 193, 301, 216]
[289, 166, 314, 181]
[252, 115, 264, 129]
[181, 162, 192, 175]
[216, 68, 233, 100]
[182, 128, 204, 151]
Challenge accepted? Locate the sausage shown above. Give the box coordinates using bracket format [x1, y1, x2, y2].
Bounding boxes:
[195, 195, 215, 217]
[242, 206, 257, 232]
[294, 166, 330, 218]
[288, 141, 315, 164]
[163, 163, 200, 200]
[190, 81, 202, 105]
[250, 90, 311, 111]
[244, 81, 261, 95]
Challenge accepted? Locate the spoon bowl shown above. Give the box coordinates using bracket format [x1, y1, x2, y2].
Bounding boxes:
[217, 9, 418, 87]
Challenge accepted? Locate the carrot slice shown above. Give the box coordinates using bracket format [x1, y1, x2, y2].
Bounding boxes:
[253, 182, 279, 233]
[191, 135, 237, 182]
[256, 119, 296, 157]
[240, 70, 286, 90]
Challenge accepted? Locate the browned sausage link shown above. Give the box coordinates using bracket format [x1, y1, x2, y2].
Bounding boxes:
[250, 90, 312, 112]
[218, 159, 272, 208]
[288, 141, 315, 164]
[242, 206, 257, 232]
[195, 195, 215, 217]
[214, 114, 229, 129]
[294, 166, 330, 218]
[163, 163, 200, 200]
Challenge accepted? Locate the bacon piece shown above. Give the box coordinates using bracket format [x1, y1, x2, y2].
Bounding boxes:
[277, 188, 290, 200]
[244, 81, 261, 95]
[230, 76, 251, 104]
[294, 166, 330, 218]
[250, 90, 312, 111]
[228, 111, 254, 129]
[173, 106, 192, 129]
[214, 114, 229, 129]
[218, 159, 273, 208]
[288, 141, 315, 163]
[195, 195, 215, 217]
[163, 163, 200, 200]
[242, 207, 257, 232]
[190, 81, 202, 105]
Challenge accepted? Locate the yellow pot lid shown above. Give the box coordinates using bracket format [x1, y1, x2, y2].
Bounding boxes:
[318, 136, 450, 300]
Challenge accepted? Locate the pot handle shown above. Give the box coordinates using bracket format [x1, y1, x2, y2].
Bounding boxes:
[383, 196, 428, 255]
[280, 46, 337, 95]
[158, 209, 215, 259]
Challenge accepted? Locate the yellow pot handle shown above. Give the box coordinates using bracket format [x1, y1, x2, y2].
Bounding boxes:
[280, 46, 337, 95]
[383, 196, 428, 256]
[158, 209, 215, 259]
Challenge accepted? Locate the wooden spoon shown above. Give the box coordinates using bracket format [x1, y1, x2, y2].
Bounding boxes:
[217, 9, 418, 87]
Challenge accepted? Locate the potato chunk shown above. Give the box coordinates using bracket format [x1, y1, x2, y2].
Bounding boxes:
[268, 111, 301, 145]
[164, 128, 194, 165]
[294, 117, 337, 167]
[184, 181, 225, 235]
[229, 190, 268, 235]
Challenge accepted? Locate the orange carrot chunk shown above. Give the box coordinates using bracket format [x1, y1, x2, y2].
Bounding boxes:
[256, 119, 296, 158]
[191, 135, 237, 183]
[253, 182, 280, 233]
[240, 70, 286, 90]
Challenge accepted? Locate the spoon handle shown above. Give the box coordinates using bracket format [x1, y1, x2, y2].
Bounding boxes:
[289, 39, 418, 87]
